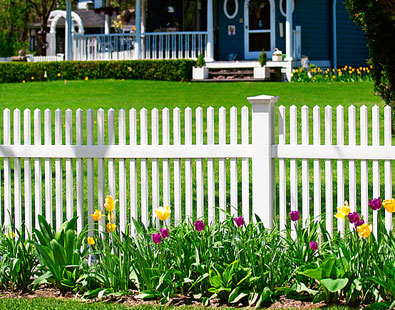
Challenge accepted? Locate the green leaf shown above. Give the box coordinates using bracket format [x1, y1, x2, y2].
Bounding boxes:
[320, 278, 349, 293]
[228, 287, 249, 304]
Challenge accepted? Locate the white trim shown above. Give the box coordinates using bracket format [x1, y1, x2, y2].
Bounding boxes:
[224, 0, 239, 19]
[244, 0, 275, 59]
[279, 0, 294, 17]
[49, 10, 84, 34]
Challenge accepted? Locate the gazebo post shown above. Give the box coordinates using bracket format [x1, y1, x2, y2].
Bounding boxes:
[65, 0, 73, 61]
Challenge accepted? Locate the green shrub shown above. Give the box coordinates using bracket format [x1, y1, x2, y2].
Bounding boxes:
[258, 49, 268, 67]
[195, 53, 206, 68]
[345, 0, 395, 132]
[0, 59, 196, 83]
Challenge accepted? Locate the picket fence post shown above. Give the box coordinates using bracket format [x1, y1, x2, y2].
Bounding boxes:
[247, 95, 279, 228]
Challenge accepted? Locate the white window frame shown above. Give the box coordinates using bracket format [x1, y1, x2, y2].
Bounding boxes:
[224, 0, 239, 19]
[279, 0, 294, 17]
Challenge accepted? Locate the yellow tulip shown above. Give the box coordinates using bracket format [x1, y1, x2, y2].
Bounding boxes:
[6, 231, 15, 238]
[155, 205, 171, 221]
[105, 195, 116, 212]
[108, 210, 114, 223]
[335, 201, 351, 219]
[382, 198, 395, 213]
[357, 223, 372, 238]
[91, 209, 103, 221]
[87, 237, 95, 245]
[106, 223, 116, 232]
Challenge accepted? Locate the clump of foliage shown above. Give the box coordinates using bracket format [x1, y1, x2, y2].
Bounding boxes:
[195, 53, 206, 68]
[258, 49, 268, 67]
[291, 65, 373, 83]
[0, 59, 196, 83]
[1, 196, 395, 308]
[345, 0, 395, 132]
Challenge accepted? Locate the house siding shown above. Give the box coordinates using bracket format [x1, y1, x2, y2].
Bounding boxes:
[293, 0, 331, 61]
[336, 0, 369, 67]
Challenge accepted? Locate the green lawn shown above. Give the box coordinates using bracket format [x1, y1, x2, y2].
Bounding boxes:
[0, 297, 358, 310]
[0, 79, 382, 111]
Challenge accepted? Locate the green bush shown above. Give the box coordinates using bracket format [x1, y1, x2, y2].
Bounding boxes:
[345, 0, 395, 132]
[258, 49, 268, 67]
[0, 59, 196, 83]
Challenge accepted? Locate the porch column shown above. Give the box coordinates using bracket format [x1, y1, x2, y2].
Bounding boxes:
[206, 0, 214, 62]
[135, 0, 141, 59]
[285, 0, 293, 61]
[104, 0, 110, 34]
[65, 0, 73, 60]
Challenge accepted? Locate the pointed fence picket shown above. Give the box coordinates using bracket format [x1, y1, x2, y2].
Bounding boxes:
[0, 97, 394, 237]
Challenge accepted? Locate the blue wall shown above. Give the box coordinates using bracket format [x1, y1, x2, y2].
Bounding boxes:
[215, 0, 368, 64]
[217, 0, 245, 60]
[336, 0, 369, 67]
[293, 0, 331, 61]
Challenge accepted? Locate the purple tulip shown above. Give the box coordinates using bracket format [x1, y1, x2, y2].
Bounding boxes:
[160, 228, 169, 239]
[369, 198, 382, 211]
[348, 212, 360, 224]
[152, 233, 162, 244]
[194, 220, 204, 232]
[234, 216, 244, 227]
[289, 210, 300, 222]
[355, 219, 364, 227]
[309, 241, 318, 251]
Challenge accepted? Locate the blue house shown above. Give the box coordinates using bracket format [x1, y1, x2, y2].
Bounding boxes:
[60, 0, 369, 76]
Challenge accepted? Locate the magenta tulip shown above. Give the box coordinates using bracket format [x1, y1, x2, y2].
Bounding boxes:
[160, 228, 169, 239]
[194, 220, 204, 232]
[309, 241, 318, 251]
[348, 212, 360, 224]
[234, 216, 244, 227]
[289, 210, 300, 222]
[369, 198, 382, 211]
[152, 233, 161, 244]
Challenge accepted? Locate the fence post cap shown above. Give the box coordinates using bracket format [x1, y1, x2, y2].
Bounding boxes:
[247, 95, 280, 105]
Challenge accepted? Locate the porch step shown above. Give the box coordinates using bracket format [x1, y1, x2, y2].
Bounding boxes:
[209, 68, 254, 80]
[192, 66, 283, 82]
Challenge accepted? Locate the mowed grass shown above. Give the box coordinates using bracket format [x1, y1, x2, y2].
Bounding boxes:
[0, 297, 359, 310]
[0, 79, 383, 111]
[0, 80, 393, 228]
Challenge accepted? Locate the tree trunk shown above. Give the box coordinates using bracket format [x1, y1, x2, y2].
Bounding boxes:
[37, 28, 47, 56]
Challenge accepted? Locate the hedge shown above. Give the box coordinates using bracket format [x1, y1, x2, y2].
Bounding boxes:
[0, 59, 195, 83]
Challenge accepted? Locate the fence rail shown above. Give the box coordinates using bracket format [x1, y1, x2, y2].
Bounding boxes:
[0, 96, 393, 238]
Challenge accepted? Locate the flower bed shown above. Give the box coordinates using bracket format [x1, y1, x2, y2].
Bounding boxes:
[0, 196, 394, 308]
[291, 65, 373, 83]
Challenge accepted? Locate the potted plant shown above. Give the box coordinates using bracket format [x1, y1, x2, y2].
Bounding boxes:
[192, 53, 208, 80]
[254, 49, 270, 79]
[272, 48, 283, 61]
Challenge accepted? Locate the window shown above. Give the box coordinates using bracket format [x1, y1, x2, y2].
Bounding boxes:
[224, 0, 239, 19]
[280, 0, 294, 17]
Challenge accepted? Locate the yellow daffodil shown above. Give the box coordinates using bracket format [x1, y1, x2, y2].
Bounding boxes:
[6, 231, 15, 238]
[335, 201, 351, 219]
[382, 198, 395, 213]
[91, 209, 103, 221]
[57, 73, 61, 77]
[85, 76, 88, 80]
[87, 237, 95, 245]
[105, 195, 116, 212]
[357, 223, 372, 238]
[106, 223, 116, 232]
[155, 205, 171, 221]
[108, 211, 114, 223]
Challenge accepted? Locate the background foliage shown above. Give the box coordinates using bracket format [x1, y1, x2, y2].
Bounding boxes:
[345, 0, 395, 131]
[0, 59, 195, 83]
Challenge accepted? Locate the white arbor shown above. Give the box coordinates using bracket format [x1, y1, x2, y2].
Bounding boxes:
[47, 10, 84, 56]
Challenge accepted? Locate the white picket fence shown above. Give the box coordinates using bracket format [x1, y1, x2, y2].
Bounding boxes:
[0, 95, 394, 236]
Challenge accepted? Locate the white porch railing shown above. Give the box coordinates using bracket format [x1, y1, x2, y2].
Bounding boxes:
[0, 98, 393, 237]
[292, 26, 302, 59]
[71, 31, 207, 61]
[0, 57, 12, 62]
[142, 32, 207, 60]
[73, 33, 137, 61]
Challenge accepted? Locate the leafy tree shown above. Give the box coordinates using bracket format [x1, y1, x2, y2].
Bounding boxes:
[345, 0, 395, 131]
[0, 0, 32, 56]
[27, 0, 59, 56]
